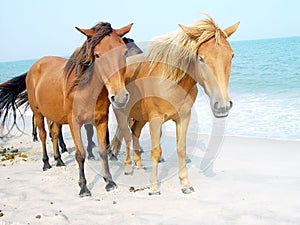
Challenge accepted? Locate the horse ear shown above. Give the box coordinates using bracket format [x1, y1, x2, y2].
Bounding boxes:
[178, 24, 200, 39]
[224, 21, 240, 38]
[75, 27, 95, 38]
[115, 23, 133, 37]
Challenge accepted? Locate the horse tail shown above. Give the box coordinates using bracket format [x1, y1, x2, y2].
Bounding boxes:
[108, 125, 123, 159]
[0, 73, 29, 138]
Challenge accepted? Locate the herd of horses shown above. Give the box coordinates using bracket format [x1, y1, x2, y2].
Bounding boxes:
[0, 15, 239, 196]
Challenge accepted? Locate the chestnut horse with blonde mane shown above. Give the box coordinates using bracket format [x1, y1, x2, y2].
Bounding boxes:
[110, 16, 240, 194]
[0, 22, 133, 196]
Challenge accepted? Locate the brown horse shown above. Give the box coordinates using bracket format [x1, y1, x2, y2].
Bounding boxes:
[31, 37, 143, 158]
[109, 15, 239, 194]
[0, 22, 133, 196]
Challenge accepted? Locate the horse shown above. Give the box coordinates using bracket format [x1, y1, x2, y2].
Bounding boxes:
[30, 37, 143, 158]
[0, 22, 133, 196]
[109, 15, 240, 195]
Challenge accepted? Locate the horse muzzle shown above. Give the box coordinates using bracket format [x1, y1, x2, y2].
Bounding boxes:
[110, 90, 130, 109]
[212, 100, 233, 118]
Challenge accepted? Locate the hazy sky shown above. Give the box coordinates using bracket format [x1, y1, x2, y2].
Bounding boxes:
[0, 0, 299, 62]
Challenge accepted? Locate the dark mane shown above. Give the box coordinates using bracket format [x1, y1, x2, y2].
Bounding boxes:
[64, 22, 113, 93]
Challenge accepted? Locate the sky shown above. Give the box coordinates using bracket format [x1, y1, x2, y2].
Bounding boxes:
[0, 0, 299, 62]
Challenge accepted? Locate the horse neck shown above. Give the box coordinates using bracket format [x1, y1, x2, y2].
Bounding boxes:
[178, 73, 197, 94]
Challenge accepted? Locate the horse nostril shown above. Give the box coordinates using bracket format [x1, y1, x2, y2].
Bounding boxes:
[125, 92, 129, 100]
[229, 100, 233, 109]
[110, 95, 115, 102]
[214, 102, 219, 110]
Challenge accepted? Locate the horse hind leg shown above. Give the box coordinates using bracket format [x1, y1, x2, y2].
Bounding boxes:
[131, 120, 146, 169]
[84, 124, 95, 160]
[148, 117, 163, 195]
[34, 114, 51, 171]
[50, 122, 65, 167]
[32, 115, 38, 142]
[58, 129, 68, 153]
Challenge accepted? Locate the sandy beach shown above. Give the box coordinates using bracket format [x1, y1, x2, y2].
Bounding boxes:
[0, 113, 299, 225]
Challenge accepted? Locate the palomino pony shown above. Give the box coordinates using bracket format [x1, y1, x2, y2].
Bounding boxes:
[110, 16, 239, 194]
[0, 22, 133, 196]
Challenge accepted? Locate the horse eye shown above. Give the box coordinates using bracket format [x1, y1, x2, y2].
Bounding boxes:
[94, 53, 100, 58]
[199, 56, 205, 63]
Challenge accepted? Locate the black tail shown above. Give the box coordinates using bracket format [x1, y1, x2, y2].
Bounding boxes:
[0, 73, 29, 138]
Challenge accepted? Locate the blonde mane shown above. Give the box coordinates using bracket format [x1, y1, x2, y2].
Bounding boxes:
[145, 15, 227, 83]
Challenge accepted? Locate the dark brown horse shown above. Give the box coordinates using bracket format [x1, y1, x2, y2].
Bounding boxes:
[0, 22, 133, 196]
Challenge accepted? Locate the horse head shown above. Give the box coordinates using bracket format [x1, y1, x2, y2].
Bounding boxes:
[179, 18, 240, 117]
[76, 23, 133, 109]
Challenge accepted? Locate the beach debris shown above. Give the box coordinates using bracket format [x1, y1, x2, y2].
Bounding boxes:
[35, 214, 42, 219]
[0, 212, 3, 217]
[0, 146, 28, 163]
[129, 186, 150, 193]
[113, 201, 117, 204]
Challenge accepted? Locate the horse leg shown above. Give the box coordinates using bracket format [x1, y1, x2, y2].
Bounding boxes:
[95, 120, 117, 192]
[84, 124, 95, 160]
[175, 112, 194, 194]
[149, 117, 163, 195]
[58, 129, 68, 153]
[35, 114, 51, 171]
[32, 115, 38, 142]
[50, 123, 65, 167]
[114, 110, 133, 175]
[131, 120, 146, 169]
[69, 120, 91, 197]
[106, 126, 110, 148]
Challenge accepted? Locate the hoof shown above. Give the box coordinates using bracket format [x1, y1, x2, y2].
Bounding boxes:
[43, 161, 52, 171]
[124, 165, 133, 175]
[124, 164, 133, 175]
[148, 191, 161, 196]
[79, 188, 91, 197]
[56, 159, 65, 167]
[124, 170, 134, 175]
[181, 186, 195, 194]
[139, 147, 144, 154]
[158, 157, 165, 163]
[33, 136, 39, 142]
[61, 148, 68, 154]
[87, 154, 95, 160]
[186, 157, 192, 164]
[134, 161, 144, 169]
[105, 181, 117, 192]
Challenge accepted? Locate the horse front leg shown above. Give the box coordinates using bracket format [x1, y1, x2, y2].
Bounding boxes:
[69, 120, 91, 197]
[149, 117, 163, 195]
[175, 112, 194, 194]
[114, 109, 133, 175]
[96, 120, 117, 192]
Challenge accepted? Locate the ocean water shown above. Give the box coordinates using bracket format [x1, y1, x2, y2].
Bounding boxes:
[0, 37, 299, 141]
